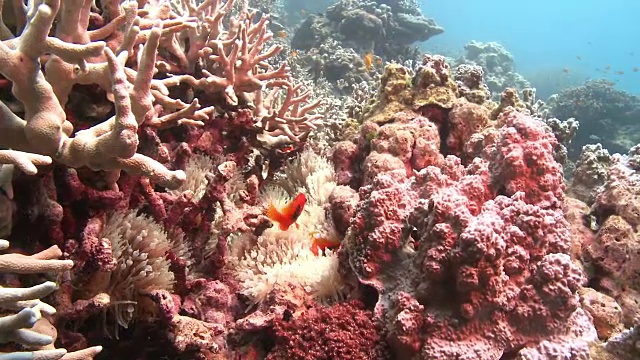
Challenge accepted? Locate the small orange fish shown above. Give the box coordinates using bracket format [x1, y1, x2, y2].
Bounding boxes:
[364, 51, 373, 72]
[276, 30, 287, 38]
[311, 236, 340, 256]
[266, 193, 306, 231]
[290, 50, 298, 58]
[277, 145, 297, 153]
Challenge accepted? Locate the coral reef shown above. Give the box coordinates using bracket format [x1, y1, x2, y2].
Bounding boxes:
[3, 0, 640, 357]
[547, 79, 640, 158]
[288, 0, 443, 92]
[293, 0, 442, 55]
[0, 240, 101, 358]
[455, 41, 530, 96]
[342, 110, 594, 359]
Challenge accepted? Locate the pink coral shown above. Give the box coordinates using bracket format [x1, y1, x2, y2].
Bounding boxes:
[487, 110, 565, 209]
[344, 110, 588, 358]
[328, 185, 359, 235]
[332, 141, 359, 186]
[346, 172, 420, 283]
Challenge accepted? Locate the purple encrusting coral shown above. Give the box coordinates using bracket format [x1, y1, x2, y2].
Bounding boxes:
[0, 0, 638, 359]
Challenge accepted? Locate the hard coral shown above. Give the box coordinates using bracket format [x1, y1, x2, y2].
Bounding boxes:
[488, 109, 565, 209]
[344, 108, 591, 358]
[267, 301, 389, 360]
[0, 240, 102, 359]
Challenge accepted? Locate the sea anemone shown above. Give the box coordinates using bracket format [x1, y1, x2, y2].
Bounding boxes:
[229, 226, 344, 304]
[228, 150, 348, 304]
[99, 210, 176, 330]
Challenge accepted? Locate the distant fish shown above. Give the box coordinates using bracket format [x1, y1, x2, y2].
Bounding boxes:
[633, 67, 639, 72]
[605, 65, 611, 71]
[589, 134, 601, 141]
[563, 67, 570, 73]
[364, 51, 374, 72]
[266, 193, 306, 231]
[576, 55, 582, 60]
[615, 70, 625, 75]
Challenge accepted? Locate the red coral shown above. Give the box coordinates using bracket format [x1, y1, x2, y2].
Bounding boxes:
[346, 111, 588, 358]
[267, 301, 389, 360]
[347, 172, 419, 283]
[332, 140, 359, 186]
[328, 185, 359, 235]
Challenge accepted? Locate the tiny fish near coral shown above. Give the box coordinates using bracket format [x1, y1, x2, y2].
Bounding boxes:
[266, 193, 307, 230]
[364, 51, 374, 72]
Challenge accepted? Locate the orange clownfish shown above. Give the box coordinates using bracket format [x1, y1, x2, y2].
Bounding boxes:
[266, 193, 307, 231]
[311, 236, 340, 256]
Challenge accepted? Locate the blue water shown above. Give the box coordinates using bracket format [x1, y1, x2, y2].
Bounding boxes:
[420, 0, 640, 97]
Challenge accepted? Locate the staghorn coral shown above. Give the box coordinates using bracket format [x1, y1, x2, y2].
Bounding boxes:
[0, 0, 324, 194]
[0, 0, 186, 189]
[2, 0, 631, 353]
[0, 0, 323, 358]
[0, 240, 102, 358]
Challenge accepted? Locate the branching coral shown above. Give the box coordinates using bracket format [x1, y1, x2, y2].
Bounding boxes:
[0, 0, 324, 194]
[0, 0, 325, 357]
[0, 0, 186, 189]
[0, 240, 102, 358]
